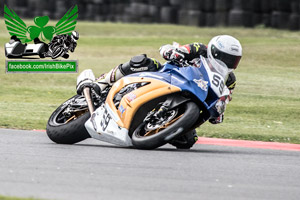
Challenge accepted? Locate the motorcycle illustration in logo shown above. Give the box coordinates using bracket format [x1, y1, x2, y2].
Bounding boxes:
[4, 5, 79, 59]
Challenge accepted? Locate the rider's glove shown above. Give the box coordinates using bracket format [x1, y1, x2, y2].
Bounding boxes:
[215, 96, 227, 114]
[159, 44, 185, 61]
[76, 69, 101, 95]
[209, 94, 232, 124]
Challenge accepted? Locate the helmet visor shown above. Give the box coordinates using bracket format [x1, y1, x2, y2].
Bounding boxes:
[211, 45, 241, 69]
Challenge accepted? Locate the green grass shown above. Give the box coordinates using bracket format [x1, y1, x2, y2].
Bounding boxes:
[0, 195, 40, 200]
[0, 20, 300, 143]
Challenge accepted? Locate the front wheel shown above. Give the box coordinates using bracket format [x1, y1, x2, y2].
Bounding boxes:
[46, 95, 91, 144]
[51, 46, 64, 59]
[132, 101, 200, 150]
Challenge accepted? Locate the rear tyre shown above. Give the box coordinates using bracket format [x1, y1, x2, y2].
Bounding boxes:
[46, 95, 91, 144]
[132, 101, 199, 150]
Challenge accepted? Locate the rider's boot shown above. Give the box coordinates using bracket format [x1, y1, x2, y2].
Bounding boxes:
[169, 129, 198, 149]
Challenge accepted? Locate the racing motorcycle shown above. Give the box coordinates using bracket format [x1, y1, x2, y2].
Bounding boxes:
[46, 42, 70, 59]
[46, 56, 230, 149]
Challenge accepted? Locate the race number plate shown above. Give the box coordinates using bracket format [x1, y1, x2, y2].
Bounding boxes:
[85, 104, 132, 146]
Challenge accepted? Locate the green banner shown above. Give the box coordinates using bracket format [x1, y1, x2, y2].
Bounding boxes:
[6, 60, 78, 73]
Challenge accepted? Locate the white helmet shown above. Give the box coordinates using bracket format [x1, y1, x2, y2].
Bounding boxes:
[71, 31, 79, 41]
[207, 35, 242, 73]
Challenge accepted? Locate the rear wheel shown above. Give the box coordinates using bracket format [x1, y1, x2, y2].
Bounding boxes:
[132, 101, 199, 150]
[46, 95, 91, 144]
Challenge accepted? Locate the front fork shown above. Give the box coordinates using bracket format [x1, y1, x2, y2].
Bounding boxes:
[83, 87, 95, 115]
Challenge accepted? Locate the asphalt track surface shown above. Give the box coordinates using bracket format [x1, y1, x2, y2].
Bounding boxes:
[1, 129, 300, 200]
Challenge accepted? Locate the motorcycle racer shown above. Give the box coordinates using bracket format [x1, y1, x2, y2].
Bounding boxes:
[159, 36, 241, 124]
[76, 35, 242, 148]
[46, 31, 79, 59]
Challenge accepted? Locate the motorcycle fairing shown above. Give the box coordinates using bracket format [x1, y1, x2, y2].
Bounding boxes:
[105, 77, 181, 130]
[85, 77, 181, 145]
[85, 57, 229, 145]
[129, 57, 226, 110]
[127, 56, 229, 117]
[85, 102, 132, 146]
[201, 57, 230, 99]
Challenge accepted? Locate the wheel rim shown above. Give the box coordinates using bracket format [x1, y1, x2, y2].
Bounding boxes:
[54, 109, 88, 125]
[51, 96, 88, 126]
[136, 108, 185, 138]
[144, 113, 184, 137]
[145, 109, 177, 131]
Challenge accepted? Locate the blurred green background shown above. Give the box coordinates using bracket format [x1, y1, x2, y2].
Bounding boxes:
[0, 20, 300, 143]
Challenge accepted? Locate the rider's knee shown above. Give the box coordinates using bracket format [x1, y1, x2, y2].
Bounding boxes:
[119, 54, 162, 76]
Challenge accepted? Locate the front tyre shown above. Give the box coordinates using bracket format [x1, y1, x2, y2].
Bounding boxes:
[132, 101, 199, 150]
[46, 95, 91, 144]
